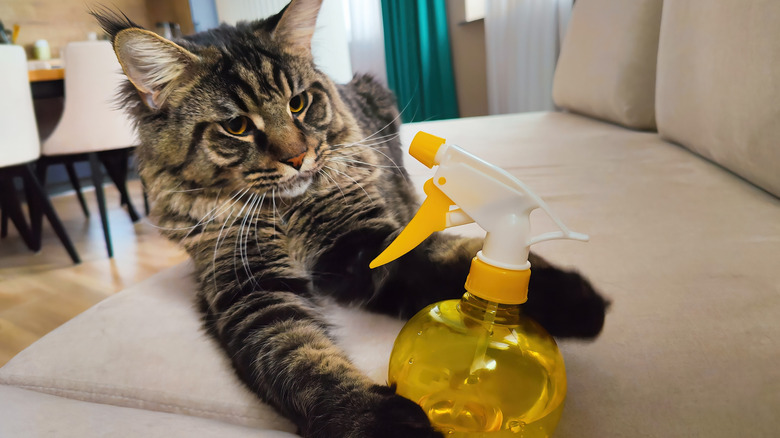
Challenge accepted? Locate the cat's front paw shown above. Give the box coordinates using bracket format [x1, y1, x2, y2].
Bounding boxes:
[322, 385, 442, 438]
[524, 266, 610, 339]
[362, 388, 443, 438]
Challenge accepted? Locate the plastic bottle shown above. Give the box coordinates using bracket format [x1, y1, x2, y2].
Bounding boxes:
[370, 132, 589, 437]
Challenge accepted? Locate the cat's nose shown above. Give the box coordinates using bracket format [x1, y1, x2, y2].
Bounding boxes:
[281, 152, 306, 171]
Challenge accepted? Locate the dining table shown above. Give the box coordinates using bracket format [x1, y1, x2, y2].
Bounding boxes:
[28, 67, 64, 100]
[28, 68, 64, 83]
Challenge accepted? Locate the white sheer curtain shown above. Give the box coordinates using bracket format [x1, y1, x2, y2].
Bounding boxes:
[343, 0, 388, 85]
[215, 0, 353, 84]
[215, 0, 288, 25]
[485, 0, 572, 114]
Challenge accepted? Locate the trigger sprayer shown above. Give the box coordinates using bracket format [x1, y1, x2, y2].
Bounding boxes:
[370, 132, 589, 437]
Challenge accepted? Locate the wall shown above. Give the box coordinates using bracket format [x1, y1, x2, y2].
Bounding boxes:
[445, 0, 489, 118]
[146, 0, 195, 36]
[215, 0, 353, 84]
[0, 0, 151, 59]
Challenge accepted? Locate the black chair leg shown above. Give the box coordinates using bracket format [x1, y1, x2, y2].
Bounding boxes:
[21, 165, 81, 264]
[28, 161, 48, 243]
[100, 152, 128, 206]
[142, 179, 150, 216]
[89, 153, 113, 258]
[65, 162, 90, 218]
[1, 202, 7, 238]
[101, 150, 140, 222]
[0, 176, 36, 248]
[133, 152, 150, 216]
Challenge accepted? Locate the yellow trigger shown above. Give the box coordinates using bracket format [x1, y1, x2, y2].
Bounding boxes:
[370, 179, 455, 269]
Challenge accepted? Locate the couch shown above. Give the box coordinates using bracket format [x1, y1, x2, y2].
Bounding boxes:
[2, 0, 778, 436]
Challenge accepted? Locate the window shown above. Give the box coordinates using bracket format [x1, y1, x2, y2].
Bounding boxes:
[465, 0, 486, 22]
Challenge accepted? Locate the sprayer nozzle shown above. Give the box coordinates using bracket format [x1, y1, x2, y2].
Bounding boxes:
[410, 132, 446, 168]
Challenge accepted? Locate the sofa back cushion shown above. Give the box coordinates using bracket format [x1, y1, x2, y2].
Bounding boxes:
[552, 0, 664, 130]
[656, 0, 780, 197]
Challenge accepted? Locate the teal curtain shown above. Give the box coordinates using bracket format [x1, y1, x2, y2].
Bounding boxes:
[381, 0, 459, 122]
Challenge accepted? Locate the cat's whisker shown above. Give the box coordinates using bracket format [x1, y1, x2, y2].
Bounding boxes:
[236, 193, 259, 287]
[245, 193, 262, 283]
[213, 189, 250, 258]
[356, 95, 411, 143]
[326, 135, 408, 183]
[333, 131, 400, 144]
[187, 188, 242, 232]
[318, 169, 347, 202]
[208, 188, 250, 223]
[150, 187, 239, 235]
[332, 145, 407, 182]
[330, 158, 404, 170]
[322, 96, 409, 157]
[329, 133, 400, 152]
[328, 131, 399, 147]
[194, 189, 225, 247]
[172, 188, 233, 237]
[217, 212, 248, 280]
[329, 133, 405, 167]
[233, 197, 248, 284]
[212, 208, 235, 291]
[254, 192, 267, 253]
[271, 188, 278, 239]
[328, 136, 396, 152]
[180, 187, 249, 243]
[324, 165, 373, 202]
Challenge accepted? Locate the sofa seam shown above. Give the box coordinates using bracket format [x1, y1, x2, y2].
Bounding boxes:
[9, 383, 266, 422]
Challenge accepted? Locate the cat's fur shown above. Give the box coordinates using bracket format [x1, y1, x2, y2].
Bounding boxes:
[94, 1, 608, 436]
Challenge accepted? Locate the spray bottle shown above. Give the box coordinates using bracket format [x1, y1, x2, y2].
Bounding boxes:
[369, 132, 589, 437]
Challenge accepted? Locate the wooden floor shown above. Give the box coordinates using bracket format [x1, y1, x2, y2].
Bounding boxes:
[0, 180, 188, 366]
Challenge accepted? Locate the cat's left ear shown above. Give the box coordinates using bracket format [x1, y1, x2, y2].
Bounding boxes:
[272, 0, 323, 51]
[113, 29, 200, 110]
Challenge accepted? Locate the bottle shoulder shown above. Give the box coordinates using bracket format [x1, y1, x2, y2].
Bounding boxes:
[400, 298, 561, 358]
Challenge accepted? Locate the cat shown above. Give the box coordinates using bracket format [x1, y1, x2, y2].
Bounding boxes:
[94, 1, 608, 436]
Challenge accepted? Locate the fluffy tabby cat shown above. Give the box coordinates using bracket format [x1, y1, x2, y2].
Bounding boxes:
[95, 1, 607, 436]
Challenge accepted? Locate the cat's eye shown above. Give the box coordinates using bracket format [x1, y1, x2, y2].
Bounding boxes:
[221, 116, 251, 136]
[289, 93, 308, 115]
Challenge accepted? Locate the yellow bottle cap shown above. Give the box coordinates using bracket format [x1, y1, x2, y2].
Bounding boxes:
[410, 131, 446, 168]
[464, 257, 531, 305]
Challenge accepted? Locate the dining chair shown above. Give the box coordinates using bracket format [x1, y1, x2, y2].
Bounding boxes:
[37, 40, 141, 258]
[0, 45, 80, 264]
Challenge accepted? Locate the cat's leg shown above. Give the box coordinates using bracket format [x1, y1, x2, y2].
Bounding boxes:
[368, 232, 609, 338]
[197, 266, 442, 438]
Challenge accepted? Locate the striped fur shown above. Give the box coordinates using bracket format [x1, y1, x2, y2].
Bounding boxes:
[95, 1, 607, 436]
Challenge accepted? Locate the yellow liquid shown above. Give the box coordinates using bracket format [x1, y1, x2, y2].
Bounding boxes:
[388, 294, 566, 437]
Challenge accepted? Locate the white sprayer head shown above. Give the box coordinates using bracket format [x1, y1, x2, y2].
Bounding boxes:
[370, 132, 588, 304]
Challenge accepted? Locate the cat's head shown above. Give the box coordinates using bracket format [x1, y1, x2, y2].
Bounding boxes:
[95, 0, 358, 199]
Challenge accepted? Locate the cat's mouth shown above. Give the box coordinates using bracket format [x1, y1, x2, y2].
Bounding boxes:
[276, 174, 314, 198]
[243, 142, 327, 198]
[268, 152, 326, 198]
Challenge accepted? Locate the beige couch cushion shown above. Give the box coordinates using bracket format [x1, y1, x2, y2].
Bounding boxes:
[656, 0, 780, 197]
[0, 386, 297, 438]
[552, 0, 663, 130]
[3, 113, 779, 437]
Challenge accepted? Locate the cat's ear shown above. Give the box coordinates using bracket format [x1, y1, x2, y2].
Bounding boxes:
[113, 29, 199, 110]
[272, 0, 323, 51]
